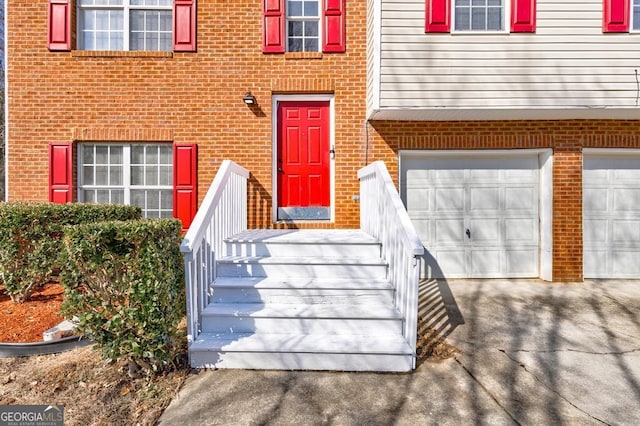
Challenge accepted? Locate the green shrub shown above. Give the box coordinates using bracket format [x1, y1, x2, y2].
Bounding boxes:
[0, 202, 141, 303]
[60, 219, 185, 376]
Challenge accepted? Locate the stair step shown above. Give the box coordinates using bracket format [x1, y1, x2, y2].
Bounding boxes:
[200, 303, 403, 335]
[216, 256, 388, 279]
[210, 277, 394, 304]
[225, 230, 381, 258]
[189, 333, 413, 371]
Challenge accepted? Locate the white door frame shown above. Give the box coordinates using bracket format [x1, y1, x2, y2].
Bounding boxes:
[271, 94, 336, 223]
[399, 149, 553, 281]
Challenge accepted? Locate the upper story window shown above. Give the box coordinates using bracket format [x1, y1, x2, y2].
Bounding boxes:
[453, 0, 505, 32]
[287, 0, 320, 52]
[425, 0, 535, 34]
[634, 0, 640, 30]
[262, 0, 346, 54]
[47, 0, 197, 52]
[78, 0, 172, 51]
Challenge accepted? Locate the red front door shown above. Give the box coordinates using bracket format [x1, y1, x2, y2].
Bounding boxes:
[277, 101, 330, 220]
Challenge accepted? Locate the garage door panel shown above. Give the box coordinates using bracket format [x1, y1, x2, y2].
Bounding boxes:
[406, 187, 431, 212]
[435, 169, 465, 181]
[612, 220, 640, 243]
[505, 218, 537, 243]
[506, 169, 537, 180]
[614, 168, 640, 180]
[613, 188, 640, 212]
[505, 187, 536, 211]
[470, 187, 500, 211]
[411, 218, 431, 245]
[471, 250, 501, 275]
[470, 169, 500, 181]
[584, 188, 608, 212]
[435, 188, 464, 212]
[612, 251, 640, 275]
[470, 218, 499, 243]
[584, 250, 606, 277]
[435, 250, 466, 277]
[506, 250, 538, 275]
[435, 219, 465, 243]
[584, 219, 607, 243]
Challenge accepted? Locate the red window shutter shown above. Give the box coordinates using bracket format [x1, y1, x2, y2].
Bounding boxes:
[425, 0, 450, 33]
[263, 0, 285, 53]
[49, 142, 73, 204]
[173, 0, 197, 51]
[323, 0, 346, 53]
[173, 144, 197, 231]
[603, 0, 630, 32]
[511, 0, 536, 32]
[48, 0, 71, 51]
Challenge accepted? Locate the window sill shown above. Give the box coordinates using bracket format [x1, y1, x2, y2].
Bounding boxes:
[284, 52, 323, 60]
[71, 50, 174, 58]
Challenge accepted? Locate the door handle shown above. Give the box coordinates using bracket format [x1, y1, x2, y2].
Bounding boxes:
[278, 167, 283, 173]
[466, 229, 471, 239]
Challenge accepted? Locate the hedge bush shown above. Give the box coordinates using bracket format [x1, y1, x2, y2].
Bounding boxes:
[0, 202, 141, 303]
[60, 219, 185, 376]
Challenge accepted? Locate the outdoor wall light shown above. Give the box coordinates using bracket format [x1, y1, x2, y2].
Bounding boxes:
[243, 92, 257, 105]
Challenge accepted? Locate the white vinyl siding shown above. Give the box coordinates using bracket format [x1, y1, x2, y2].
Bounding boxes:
[369, 0, 640, 120]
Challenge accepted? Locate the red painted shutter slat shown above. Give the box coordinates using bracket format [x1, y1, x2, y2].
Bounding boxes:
[323, 0, 346, 53]
[173, 0, 197, 51]
[173, 144, 197, 231]
[48, 0, 71, 51]
[263, 0, 285, 53]
[511, 0, 536, 32]
[49, 142, 73, 204]
[603, 0, 630, 32]
[425, 0, 450, 33]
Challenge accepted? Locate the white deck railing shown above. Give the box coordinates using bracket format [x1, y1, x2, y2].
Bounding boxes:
[180, 160, 250, 344]
[358, 161, 424, 367]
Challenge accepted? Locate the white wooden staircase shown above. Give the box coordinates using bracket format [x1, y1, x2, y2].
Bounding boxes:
[189, 229, 414, 371]
[181, 160, 424, 372]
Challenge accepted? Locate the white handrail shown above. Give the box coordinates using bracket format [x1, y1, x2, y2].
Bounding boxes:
[358, 161, 424, 368]
[180, 160, 250, 345]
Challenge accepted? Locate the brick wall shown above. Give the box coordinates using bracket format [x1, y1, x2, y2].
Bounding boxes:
[369, 120, 640, 281]
[6, 0, 368, 229]
[8, 2, 640, 281]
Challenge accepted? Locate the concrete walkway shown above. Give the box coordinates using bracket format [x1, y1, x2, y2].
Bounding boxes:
[159, 280, 640, 425]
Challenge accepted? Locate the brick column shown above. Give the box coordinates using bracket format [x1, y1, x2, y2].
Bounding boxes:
[552, 144, 583, 281]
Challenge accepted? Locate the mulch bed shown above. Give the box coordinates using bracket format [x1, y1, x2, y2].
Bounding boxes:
[0, 282, 65, 342]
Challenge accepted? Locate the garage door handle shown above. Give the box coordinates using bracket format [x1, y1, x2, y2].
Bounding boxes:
[466, 229, 471, 239]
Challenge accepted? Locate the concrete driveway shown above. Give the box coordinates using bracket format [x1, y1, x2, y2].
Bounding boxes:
[159, 279, 640, 425]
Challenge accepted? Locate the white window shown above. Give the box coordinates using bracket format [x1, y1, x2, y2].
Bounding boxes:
[78, 0, 172, 51]
[634, 0, 640, 31]
[453, 0, 505, 32]
[79, 144, 173, 219]
[287, 0, 320, 52]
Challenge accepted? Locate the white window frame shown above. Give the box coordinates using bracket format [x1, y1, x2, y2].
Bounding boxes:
[77, 0, 172, 51]
[632, 0, 640, 32]
[451, 0, 510, 34]
[285, 0, 323, 52]
[78, 143, 173, 219]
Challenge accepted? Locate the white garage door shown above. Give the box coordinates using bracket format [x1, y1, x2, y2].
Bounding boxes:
[584, 153, 640, 278]
[401, 154, 540, 279]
